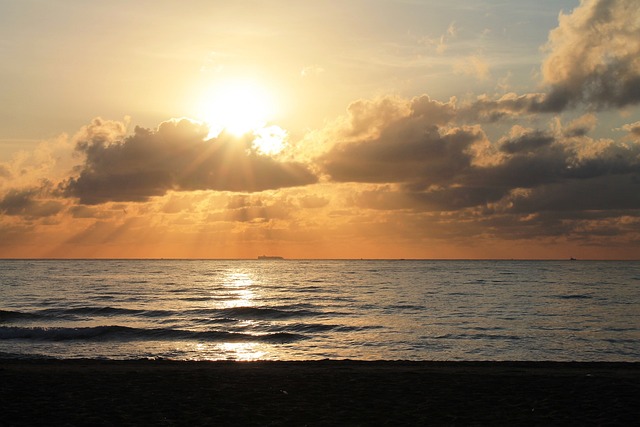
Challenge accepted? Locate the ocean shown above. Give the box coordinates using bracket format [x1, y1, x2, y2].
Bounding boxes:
[1, 259, 639, 361]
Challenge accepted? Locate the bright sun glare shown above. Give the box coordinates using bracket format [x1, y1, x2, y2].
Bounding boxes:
[196, 80, 286, 155]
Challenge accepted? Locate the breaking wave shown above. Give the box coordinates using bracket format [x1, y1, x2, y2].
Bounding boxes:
[0, 325, 304, 343]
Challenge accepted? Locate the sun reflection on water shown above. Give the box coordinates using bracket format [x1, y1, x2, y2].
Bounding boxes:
[200, 270, 267, 360]
[218, 342, 267, 360]
[191, 342, 267, 361]
[221, 271, 255, 308]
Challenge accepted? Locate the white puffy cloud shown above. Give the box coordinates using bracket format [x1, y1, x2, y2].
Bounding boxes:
[541, 0, 640, 109]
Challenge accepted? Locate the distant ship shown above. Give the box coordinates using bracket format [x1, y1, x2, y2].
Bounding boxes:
[257, 255, 284, 260]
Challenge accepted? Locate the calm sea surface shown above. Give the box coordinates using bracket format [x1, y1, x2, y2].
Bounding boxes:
[1, 259, 639, 361]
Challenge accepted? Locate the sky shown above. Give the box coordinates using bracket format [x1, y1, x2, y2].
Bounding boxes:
[1, 0, 639, 259]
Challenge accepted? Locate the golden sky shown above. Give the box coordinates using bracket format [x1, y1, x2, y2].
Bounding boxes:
[1, 0, 639, 259]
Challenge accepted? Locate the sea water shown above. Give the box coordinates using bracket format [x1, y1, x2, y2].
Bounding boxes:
[1, 259, 639, 361]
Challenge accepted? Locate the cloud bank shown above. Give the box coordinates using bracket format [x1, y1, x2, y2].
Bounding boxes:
[320, 96, 640, 218]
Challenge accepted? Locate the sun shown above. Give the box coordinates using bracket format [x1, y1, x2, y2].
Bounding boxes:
[194, 79, 287, 155]
[196, 80, 274, 137]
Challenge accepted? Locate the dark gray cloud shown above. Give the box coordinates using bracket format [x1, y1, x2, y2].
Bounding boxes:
[508, 175, 640, 214]
[0, 187, 64, 218]
[62, 118, 317, 204]
[321, 113, 482, 185]
[354, 185, 507, 212]
[498, 131, 555, 154]
[0, 188, 39, 215]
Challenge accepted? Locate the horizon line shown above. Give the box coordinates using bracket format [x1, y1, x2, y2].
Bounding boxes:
[1, 257, 638, 261]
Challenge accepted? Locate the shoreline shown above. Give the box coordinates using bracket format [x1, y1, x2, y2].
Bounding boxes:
[2, 359, 639, 425]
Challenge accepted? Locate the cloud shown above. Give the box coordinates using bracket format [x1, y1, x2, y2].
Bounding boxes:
[561, 114, 598, 138]
[318, 93, 640, 225]
[319, 96, 479, 186]
[0, 134, 77, 194]
[323, 94, 456, 144]
[498, 129, 554, 155]
[62, 118, 318, 205]
[508, 174, 640, 214]
[298, 194, 329, 209]
[622, 121, 640, 137]
[541, 0, 640, 109]
[456, 0, 640, 117]
[453, 55, 490, 81]
[300, 65, 325, 78]
[0, 187, 64, 218]
[69, 204, 118, 219]
[459, 92, 549, 121]
[321, 125, 482, 185]
[213, 195, 290, 223]
[422, 21, 457, 54]
[0, 164, 10, 179]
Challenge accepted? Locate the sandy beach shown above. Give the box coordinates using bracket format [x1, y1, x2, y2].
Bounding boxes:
[1, 359, 638, 426]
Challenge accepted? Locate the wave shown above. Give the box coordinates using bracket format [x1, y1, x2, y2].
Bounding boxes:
[0, 309, 87, 322]
[0, 350, 55, 360]
[261, 323, 382, 333]
[208, 306, 318, 320]
[2, 305, 321, 323]
[388, 304, 425, 310]
[39, 307, 175, 317]
[0, 307, 174, 322]
[0, 325, 304, 343]
[1, 309, 44, 322]
[554, 294, 593, 300]
[434, 333, 523, 341]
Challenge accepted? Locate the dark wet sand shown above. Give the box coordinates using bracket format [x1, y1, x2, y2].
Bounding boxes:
[1, 360, 639, 426]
